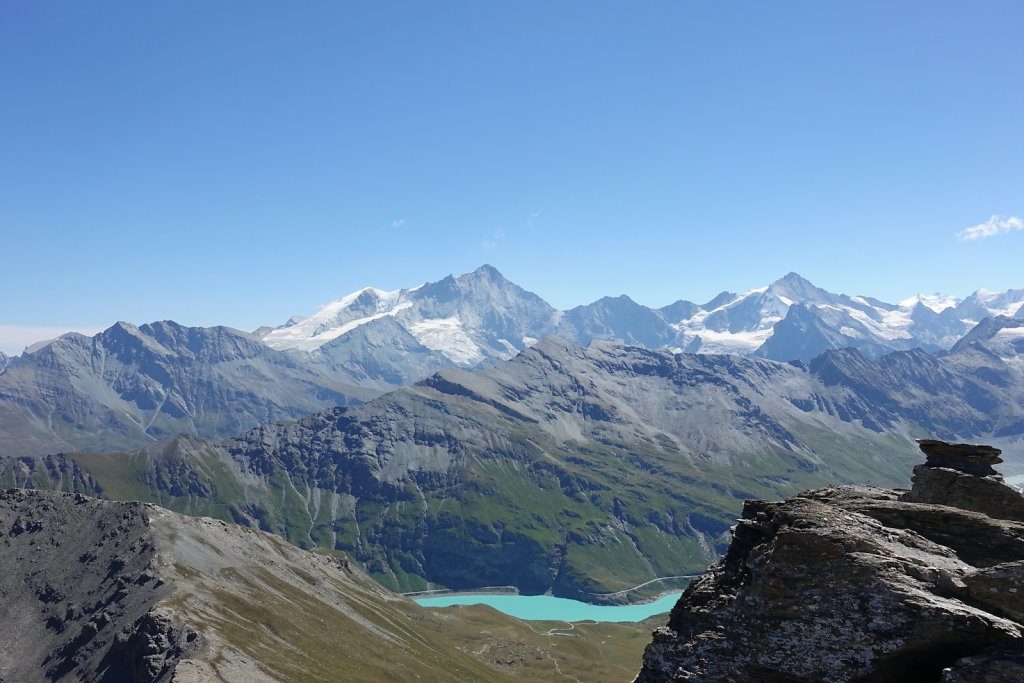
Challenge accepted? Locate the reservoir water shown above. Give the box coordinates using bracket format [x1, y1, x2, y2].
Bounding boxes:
[414, 592, 682, 622]
[1006, 474, 1024, 488]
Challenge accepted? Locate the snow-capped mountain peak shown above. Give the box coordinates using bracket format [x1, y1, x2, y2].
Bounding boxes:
[897, 294, 960, 313]
[259, 266, 1023, 372]
[263, 285, 414, 352]
[261, 265, 559, 366]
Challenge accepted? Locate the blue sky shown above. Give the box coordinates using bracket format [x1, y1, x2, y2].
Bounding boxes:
[2, 1, 1022, 353]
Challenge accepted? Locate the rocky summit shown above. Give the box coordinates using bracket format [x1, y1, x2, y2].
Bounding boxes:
[637, 439, 1024, 682]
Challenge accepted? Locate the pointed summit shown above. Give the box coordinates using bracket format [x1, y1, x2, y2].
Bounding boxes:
[468, 263, 503, 280]
[766, 272, 832, 303]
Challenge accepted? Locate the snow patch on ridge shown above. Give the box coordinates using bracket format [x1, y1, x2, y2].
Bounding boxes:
[689, 329, 774, 353]
[265, 302, 414, 351]
[898, 294, 960, 313]
[263, 284, 413, 351]
[408, 317, 484, 366]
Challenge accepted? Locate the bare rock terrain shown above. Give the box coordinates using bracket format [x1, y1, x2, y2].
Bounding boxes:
[0, 489, 510, 681]
[637, 439, 1024, 682]
[1, 488, 657, 682]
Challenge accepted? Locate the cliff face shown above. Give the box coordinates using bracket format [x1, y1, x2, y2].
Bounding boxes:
[637, 439, 1024, 683]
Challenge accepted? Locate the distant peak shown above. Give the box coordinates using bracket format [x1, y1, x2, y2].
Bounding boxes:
[950, 315, 1024, 353]
[474, 263, 501, 276]
[108, 320, 141, 334]
[703, 291, 738, 310]
[766, 272, 832, 303]
[599, 294, 637, 305]
[459, 264, 507, 282]
[771, 272, 814, 287]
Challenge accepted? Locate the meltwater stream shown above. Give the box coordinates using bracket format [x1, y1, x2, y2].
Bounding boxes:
[414, 592, 683, 622]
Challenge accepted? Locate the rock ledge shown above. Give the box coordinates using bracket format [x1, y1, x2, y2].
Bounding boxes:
[637, 440, 1024, 682]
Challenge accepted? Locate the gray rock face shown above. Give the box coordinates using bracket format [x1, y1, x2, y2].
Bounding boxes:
[299, 315, 457, 392]
[262, 265, 1024, 367]
[903, 439, 1024, 522]
[5, 269, 1022, 462]
[0, 488, 198, 681]
[262, 264, 561, 371]
[0, 351, 15, 374]
[949, 315, 1024, 355]
[0, 320, 375, 458]
[0, 488, 531, 682]
[637, 440, 1024, 682]
[11, 333, 1024, 600]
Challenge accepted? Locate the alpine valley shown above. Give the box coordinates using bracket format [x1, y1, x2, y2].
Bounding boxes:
[2, 266, 1022, 459]
[3, 266, 1024, 680]
[1, 267, 1023, 602]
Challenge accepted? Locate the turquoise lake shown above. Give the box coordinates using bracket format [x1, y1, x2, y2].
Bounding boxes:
[1006, 475, 1024, 487]
[414, 592, 682, 622]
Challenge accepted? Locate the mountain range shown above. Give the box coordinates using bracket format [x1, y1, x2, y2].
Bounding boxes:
[5, 319, 1023, 598]
[1, 264, 1021, 461]
[0, 321, 375, 458]
[261, 265, 1024, 365]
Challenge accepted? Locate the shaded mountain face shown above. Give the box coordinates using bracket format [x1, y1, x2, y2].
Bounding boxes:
[8, 335, 1023, 600]
[637, 441, 1024, 682]
[0, 351, 14, 374]
[555, 295, 677, 348]
[949, 315, 1024, 355]
[1, 488, 653, 682]
[0, 320, 375, 458]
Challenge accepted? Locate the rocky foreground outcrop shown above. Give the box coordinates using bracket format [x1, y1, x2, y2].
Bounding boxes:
[0, 489, 521, 682]
[637, 439, 1024, 682]
[1, 488, 656, 682]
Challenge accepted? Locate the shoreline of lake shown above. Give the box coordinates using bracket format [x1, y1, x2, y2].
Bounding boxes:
[413, 591, 684, 623]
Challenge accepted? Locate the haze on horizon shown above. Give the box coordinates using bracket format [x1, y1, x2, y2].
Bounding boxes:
[2, 1, 1022, 354]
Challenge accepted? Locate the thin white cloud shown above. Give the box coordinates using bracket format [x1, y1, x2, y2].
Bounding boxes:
[527, 209, 542, 229]
[956, 215, 1024, 241]
[482, 229, 505, 249]
[392, 219, 406, 228]
[0, 325, 106, 355]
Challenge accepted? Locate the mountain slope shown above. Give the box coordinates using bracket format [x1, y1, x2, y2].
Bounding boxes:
[263, 264, 559, 372]
[0, 488, 654, 682]
[6, 269, 1020, 461]
[16, 335, 1021, 599]
[261, 266, 1024, 370]
[0, 320, 374, 458]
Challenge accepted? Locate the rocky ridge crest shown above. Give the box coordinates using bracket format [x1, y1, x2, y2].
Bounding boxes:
[0, 488, 548, 682]
[637, 439, 1024, 682]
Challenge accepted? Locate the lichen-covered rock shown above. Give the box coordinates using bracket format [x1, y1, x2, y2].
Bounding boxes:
[637, 440, 1024, 682]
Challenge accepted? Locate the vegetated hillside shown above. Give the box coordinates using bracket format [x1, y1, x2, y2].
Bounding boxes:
[638, 440, 1024, 682]
[0, 488, 656, 682]
[0, 320, 375, 458]
[10, 331, 1023, 600]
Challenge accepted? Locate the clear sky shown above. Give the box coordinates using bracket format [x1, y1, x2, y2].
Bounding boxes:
[2, 1, 1022, 354]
